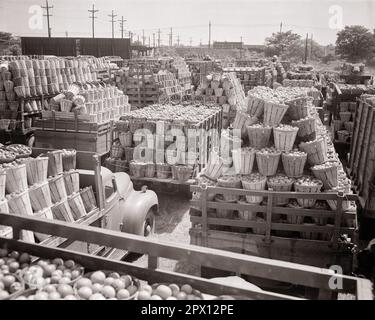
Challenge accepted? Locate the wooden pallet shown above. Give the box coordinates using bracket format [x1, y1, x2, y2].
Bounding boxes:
[0, 213, 372, 300]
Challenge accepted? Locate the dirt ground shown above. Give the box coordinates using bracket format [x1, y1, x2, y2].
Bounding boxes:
[130, 191, 200, 276]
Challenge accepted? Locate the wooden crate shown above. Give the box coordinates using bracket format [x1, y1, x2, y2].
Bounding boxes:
[349, 96, 375, 216]
[0, 213, 372, 300]
[34, 123, 113, 154]
[190, 185, 358, 274]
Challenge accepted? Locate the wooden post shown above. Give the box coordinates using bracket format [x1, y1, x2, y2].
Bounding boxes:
[201, 186, 208, 247]
[148, 255, 159, 270]
[332, 192, 344, 251]
[265, 193, 273, 243]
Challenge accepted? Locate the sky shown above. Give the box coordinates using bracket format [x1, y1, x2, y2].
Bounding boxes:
[0, 0, 374, 46]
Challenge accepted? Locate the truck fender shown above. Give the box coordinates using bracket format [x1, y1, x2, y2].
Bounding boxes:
[120, 189, 158, 236]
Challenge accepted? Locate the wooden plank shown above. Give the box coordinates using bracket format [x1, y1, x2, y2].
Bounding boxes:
[349, 100, 362, 171]
[353, 102, 369, 183]
[357, 105, 374, 192]
[190, 185, 358, 201]
[361, 105, 375, 200]
[0, 238, 298, 300]
[0, 213, 359, 292]
[190, 228, 354, 279]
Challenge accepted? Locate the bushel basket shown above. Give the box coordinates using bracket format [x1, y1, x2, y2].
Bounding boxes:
[49, 175, 67, 203]
[247, 126, 272, 149]
[26, 157, 48, 185]
[299, 138, 328, 165]
[63, 170, 80, 196]
[51, 199, 74, 222]
[281, 153, 307, 178]
[5, 164, 28, 194]
[28, 182, 52, 212]
[256, 152, 281, 177]
[263, 102, 289, 126]
[273, 127, 298, 152]
[68, 192, 87, 221]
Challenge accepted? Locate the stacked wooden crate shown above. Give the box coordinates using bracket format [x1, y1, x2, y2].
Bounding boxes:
[192, 72, 247, 128]
[115, 61, 187, 108]
[329, 84, 375, 158]
[349, 95, 375, 216]
[107, 103, 223, 181]
[222, 67, 266, 91]
[186, 61, 222, 90]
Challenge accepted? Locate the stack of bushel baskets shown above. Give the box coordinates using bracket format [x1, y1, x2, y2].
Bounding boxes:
[106, 103, 223, 183]
[195, 85, 355, 241]
[0, 147, 97, 242]
[192, 72, 247, 129]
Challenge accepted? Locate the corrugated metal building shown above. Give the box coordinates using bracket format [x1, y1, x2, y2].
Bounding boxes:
[21, 37, 131, 59]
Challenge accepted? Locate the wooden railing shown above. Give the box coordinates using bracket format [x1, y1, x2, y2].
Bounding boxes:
[190, 185, 358, 250]
[0, 213, 372, 300]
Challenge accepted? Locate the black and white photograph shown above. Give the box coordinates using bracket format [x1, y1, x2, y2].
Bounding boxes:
[0, 0, 374, 305]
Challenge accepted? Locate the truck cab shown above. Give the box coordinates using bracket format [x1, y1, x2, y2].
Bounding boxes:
[32, 148, 158, 259]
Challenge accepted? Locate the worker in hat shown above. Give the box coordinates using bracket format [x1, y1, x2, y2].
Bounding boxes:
[356, 239, 375, 281]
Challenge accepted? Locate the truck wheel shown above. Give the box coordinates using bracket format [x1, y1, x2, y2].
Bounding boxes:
[143, 209, 155, 237]
[27, 135, 35, 147]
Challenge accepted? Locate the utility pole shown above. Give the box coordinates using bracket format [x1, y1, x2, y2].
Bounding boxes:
[304, 33, 308, 64]
[119, 16, 126, 39]
[129, 31, 133, 43]
[169, 28, 173, 47]
[157, 29, 161, 48]
[153, 33, 156, 48]
[65, 31, 68, 38]
[177, 35, 180, 47]
[208, 21, 211, 48]
[310, 33, 313, 58]
[108, 10, 117, 38]
[142, 29, 145, 46]
[279, 22, 283, 33]
[41, 0, 53, 38]
[148, 36, 151, 48]
[88, 4, 98, 38]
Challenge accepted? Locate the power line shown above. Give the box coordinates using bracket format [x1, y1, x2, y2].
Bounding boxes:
[88, 4, 99, 38]
[108, 10, 117, 38]
[119, 16, 126, 39]
[41, 0, 53, 38]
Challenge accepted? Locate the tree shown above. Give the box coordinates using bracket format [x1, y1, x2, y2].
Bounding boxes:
[335, 25, 375, 62]
[265, 31, 301, 56]
[0, 31, 21, 55]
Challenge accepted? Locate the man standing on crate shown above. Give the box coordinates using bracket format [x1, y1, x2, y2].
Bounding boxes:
[356, 239, 375, 283]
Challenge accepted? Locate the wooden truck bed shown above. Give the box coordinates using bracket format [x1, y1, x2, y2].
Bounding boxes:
[190, 185, 358, 274]
[0, 213, 372, 300]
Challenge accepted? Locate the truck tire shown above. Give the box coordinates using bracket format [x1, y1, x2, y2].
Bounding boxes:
[27, 135, 35, 147]
[142, 209, 155, 237]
